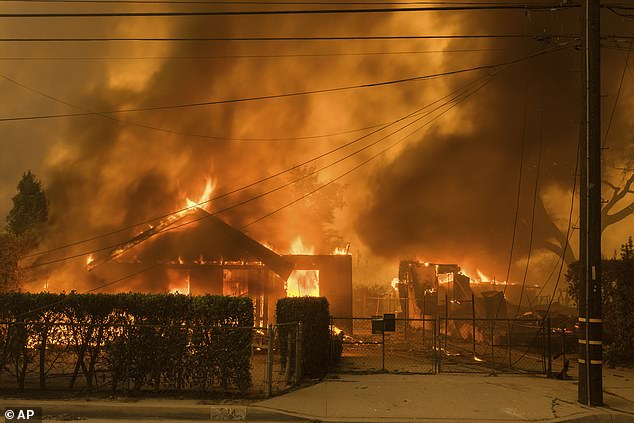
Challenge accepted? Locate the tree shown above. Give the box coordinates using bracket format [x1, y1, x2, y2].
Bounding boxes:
[6, 170, 48, 247]
[0, 232, 24, 292]
[566, 237, 634, 364]
[538, 170, 634, 266]
[1, 171, 48, 292]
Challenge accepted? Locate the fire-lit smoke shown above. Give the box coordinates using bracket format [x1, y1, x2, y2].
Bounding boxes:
[352, 10, 634, 289]
[0, 5, 631, 294]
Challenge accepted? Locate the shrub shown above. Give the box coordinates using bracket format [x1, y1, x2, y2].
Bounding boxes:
[276, 297, 331, 378]
[566, 237, 634, 365]
[0, 292, 253, 393]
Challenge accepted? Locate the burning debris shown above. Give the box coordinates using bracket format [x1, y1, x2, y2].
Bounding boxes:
[397, 259, 538, 320]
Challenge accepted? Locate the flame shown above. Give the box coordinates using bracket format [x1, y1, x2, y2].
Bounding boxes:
[476, 269, 490, 283]
[167, 269, 190, 295]
[185, 178, 214, 211]
[332, 242, 350, 255]
[290, 236, 314, 255]
[286, 236, 319, 297]
[391, 277, 400, 291]
[85, 254, 95, 271]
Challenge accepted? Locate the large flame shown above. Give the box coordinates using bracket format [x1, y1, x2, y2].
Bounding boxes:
[476, 269, 490, 283]
[185, 178, 214, 211]
[286, 236, 319, 297]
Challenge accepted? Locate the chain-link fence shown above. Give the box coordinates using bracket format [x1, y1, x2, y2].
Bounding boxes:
[331, 316, 575, 377]
[0, 321, 303, 397]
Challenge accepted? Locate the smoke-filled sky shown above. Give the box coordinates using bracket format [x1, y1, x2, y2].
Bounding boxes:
[0, 2, 633, 294]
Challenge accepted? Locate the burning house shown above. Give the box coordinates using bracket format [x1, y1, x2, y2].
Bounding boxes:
[87, 192, 352, 328]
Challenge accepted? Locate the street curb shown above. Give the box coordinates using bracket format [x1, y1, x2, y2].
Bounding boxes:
[1, 400, 632, 422]
[0, 400, 310, 421]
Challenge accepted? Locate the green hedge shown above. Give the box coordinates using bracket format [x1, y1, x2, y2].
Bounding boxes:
[0, 292, 253, 393]
[276, 297, 332, 378]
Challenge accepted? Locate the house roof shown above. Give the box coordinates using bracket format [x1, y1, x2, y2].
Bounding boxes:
[98, 208, 294, 280]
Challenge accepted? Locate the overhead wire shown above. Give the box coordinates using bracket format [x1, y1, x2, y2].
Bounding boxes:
[0, 35, 575, 44]
[21, 73, 491, 270]
[0, 0, 589, 5]
[0, 48, 569, 122]
[507, 43, 584, 370]
[0, 4, 580, 18]
[19, 44, 570, 263]
[493, 12, 531, 322]
[0, 70, 387, 141]
[0, 47, 510, 61]
[15, 65, 496, 320]
[602, 35, 633, 152]
[512, 54, 545, 321]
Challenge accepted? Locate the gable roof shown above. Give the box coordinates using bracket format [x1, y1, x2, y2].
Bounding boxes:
[96, 209, 294, 280]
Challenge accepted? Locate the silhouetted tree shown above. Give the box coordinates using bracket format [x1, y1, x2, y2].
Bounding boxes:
[1, 171, 48, 291]
[538, 170, 634, 266]
[0, 232, 24, 292]
[6, 170, 48, 247]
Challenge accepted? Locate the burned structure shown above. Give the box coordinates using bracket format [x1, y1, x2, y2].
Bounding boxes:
[88, 206, 352, 327]
[396, 260, 520, 319]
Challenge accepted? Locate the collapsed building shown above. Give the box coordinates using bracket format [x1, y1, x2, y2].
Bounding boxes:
[396, 260, 539, 319]
[88, 206, 352, 329]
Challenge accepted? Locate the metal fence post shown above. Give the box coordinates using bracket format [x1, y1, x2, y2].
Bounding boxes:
[471, 293, 476, 360]
[433, 317, 437, 374]
[285, 330, 293, 384]
[546, 317, 553, 377]
[490, 319, 495, 374]
[444, 294, 449, 351]
[507, 319, 512, 370]
[265, 324, 273, 398]
[436, 315, 441, 373]
[382, 325, 386, 372]
[295, 322, 302, 384]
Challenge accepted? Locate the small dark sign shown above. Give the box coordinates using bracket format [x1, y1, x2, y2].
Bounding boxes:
[371, 316, 384, 334]
[383, 313, 396, 332]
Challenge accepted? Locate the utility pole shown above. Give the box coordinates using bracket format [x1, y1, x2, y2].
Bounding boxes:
[578, 0, 602, 406]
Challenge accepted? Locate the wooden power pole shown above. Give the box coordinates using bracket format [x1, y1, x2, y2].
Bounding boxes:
[578, 0, 603, 406]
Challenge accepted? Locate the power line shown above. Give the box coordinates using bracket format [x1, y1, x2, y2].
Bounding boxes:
[22, 77, 482, 268]
[0, 48, 569, 122]
[602, 36, 632, 152]
[512, 57, 545, 321]
[19, 45, 568, 263]
[0, 47, 509, 61]
[494, 15, 531, 322]
[0, 1, 587, 5]
[16, 67, 493, 319]
[0, 70, 387, 141]
[0, 35, 568, 43]
[0, 4, 579, 18]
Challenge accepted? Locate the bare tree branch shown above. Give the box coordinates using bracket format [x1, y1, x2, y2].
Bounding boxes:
[602, 172, 634, 216]
[603, 200, 634, 229]
[602, 179, 620, 192]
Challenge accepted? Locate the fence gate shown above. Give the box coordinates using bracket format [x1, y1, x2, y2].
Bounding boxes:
[331, 316, 572, 377]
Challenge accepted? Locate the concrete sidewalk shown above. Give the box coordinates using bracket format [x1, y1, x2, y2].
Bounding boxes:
[1, 368, 633, 422]
[254, 370, 634, 422]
